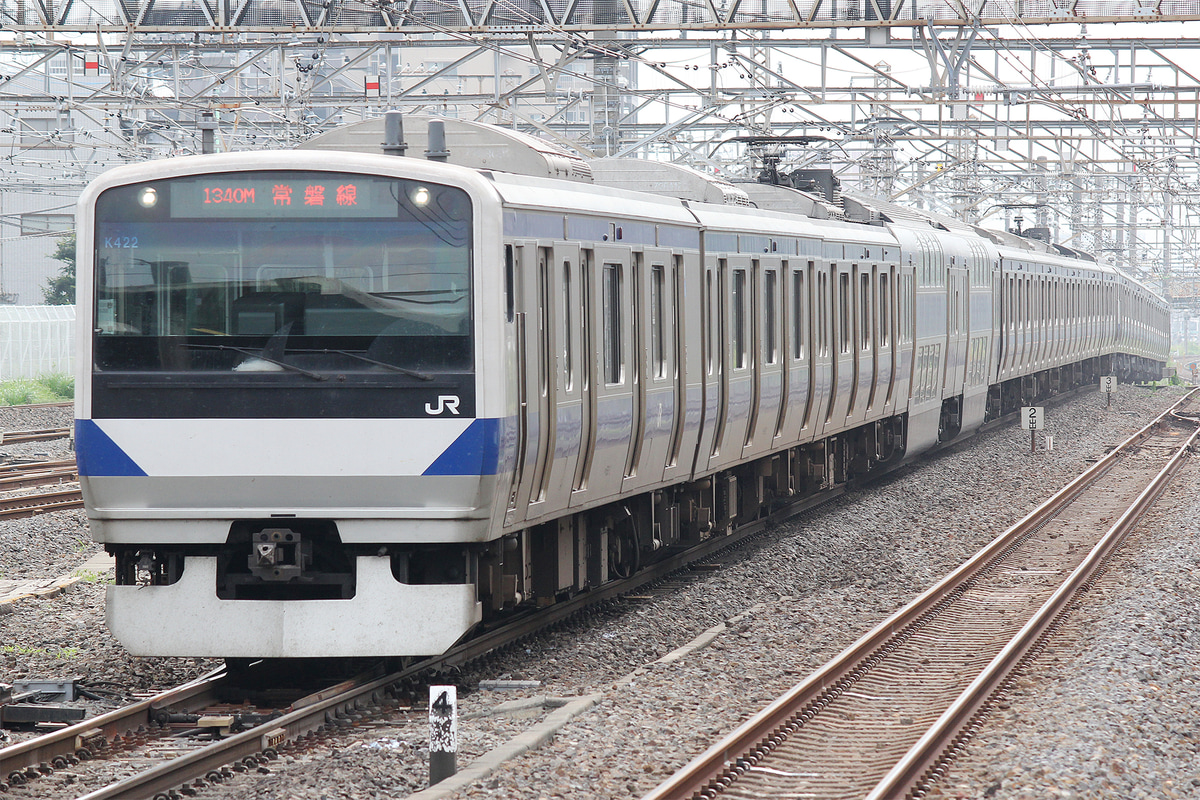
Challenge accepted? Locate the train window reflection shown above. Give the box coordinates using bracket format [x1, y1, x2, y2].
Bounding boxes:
[93, 173, 472, 376]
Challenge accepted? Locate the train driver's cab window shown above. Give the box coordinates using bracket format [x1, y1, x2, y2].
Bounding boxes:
[92, 171, 473, 376]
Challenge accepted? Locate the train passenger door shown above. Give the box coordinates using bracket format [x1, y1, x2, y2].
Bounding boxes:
[744, 257, 783, 459]
[506, 243, 554, 526]
[624, 249, 677, 492]
[662, 253, 696, 485]
[895, 264, 915, 405]
[1022, 271, 1032, 371]
[694, 258, 722, 474]
[875, 260, 896, 416]
[536, 242, 585, 513]
[808, 259, 832, 436]
[570, 244, 633, 506]
[708, 255, 753, 471]
[822, 259, 854, 435]
[943, 262, 968, 399]
[772, 260, 801, 443]
[846, 260, 873, 426]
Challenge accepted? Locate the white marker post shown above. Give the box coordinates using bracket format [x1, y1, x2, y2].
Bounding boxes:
[429, 685, 457, 786]
[1021, 406, 1044, 453]
[1101, 375, 1117, 408]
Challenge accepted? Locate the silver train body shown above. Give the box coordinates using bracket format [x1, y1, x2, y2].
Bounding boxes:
[75, 117, 1169, 659]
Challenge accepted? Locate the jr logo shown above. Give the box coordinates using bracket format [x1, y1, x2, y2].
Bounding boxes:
[425, 395, 461, 416]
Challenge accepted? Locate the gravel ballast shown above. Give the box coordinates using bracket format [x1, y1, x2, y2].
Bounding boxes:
[1, 386, 1196, 799]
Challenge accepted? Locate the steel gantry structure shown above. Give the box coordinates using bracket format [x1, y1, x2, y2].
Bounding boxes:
[2, 0, 1200, 328]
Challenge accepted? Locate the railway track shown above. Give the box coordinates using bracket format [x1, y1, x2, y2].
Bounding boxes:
[0, 488, 84, 520]
[0, 666, 400, 799]
[0, 394, 1184, 799]
[0, 427, 71, 445]
[0, 460, 78, 491]
[0, 401, 72, 411]
[646, 388, 1200, 800]
[0, 477, 848, 799]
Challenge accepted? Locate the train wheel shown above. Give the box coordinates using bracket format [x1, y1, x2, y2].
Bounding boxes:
[608, 522, 640, 579]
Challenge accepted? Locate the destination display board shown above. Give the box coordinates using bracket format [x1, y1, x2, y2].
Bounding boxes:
[166, 173, 407, 219]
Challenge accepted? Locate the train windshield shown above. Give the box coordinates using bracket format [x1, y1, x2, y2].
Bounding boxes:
[92, 171, 472, 376]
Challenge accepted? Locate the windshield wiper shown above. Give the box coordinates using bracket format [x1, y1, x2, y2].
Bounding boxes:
[179, 342, 328, 381]
[292, 348, 433, 381]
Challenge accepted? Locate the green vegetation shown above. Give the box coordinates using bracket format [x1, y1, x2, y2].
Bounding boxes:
[0, 374, 74, 406]
[0, 644, 81, 659]
[72, 568, 114, 585]
[42, 233, 76, 306]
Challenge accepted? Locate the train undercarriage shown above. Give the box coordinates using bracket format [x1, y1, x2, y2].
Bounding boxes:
[473, 352, 1166, 619]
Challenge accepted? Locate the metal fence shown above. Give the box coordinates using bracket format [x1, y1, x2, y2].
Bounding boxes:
[0, 305, 75, 381]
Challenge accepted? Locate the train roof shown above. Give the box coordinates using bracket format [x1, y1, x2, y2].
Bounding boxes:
[589, 158, 752, 207]
[301, 114, 594, 183]
[294, 115, 1164, 303]
[486, 169, 701, 227]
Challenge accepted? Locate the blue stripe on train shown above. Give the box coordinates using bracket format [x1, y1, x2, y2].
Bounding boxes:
[75, 420, 148, 477]
[423, 418, 504, 476]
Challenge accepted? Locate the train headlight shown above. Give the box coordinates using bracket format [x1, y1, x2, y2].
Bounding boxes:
[411, 186, 431, 207]
[137, 187, 158, 208]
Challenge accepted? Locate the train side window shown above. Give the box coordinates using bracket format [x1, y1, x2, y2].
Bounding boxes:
[819, 270, 829, 356]
[879, 273, 890, 349]
[838, 271, 850, 355]
[764, 269, 778, 365]
[1007, 276, 1014, 331]
[953, 284, 961, 335]
[792, 268, 806, 360]
[1023, 277, 1030, 327]
[504, 245, 515, 322]
[817, 272, 824, 356]
[859, 271, 870, 351]
[539, 249, 551, 398]
[733, 268, 748, 369]
[706, 270, 715, 376]
[602, 264, 623, 385]
[672, 257, 682, 379]
[562, 260, 573, 390]
[651, 264, 665, 379]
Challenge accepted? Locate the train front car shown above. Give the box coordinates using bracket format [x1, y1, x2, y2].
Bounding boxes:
[75, 151, 509, 658]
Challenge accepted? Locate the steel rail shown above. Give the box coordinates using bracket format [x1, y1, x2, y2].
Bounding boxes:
[0, 458, 78, 473]
[73, 671, 403, 800]
[433, 485, 846, 670]
[0, 466, 78, 491]
[1, 402, 73, 411]
[7, 481, 849, 799]
[0, 488, 85, 519]
[872, 403, 1200, 799]
[1, 427, 72, 445]
[0, 670, 227, 787]
[643, 388, 1198, 800]
[4, 393, 1164, 798]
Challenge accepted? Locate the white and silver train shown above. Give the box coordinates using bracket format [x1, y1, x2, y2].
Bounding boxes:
[75, 115, 1169, 659]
